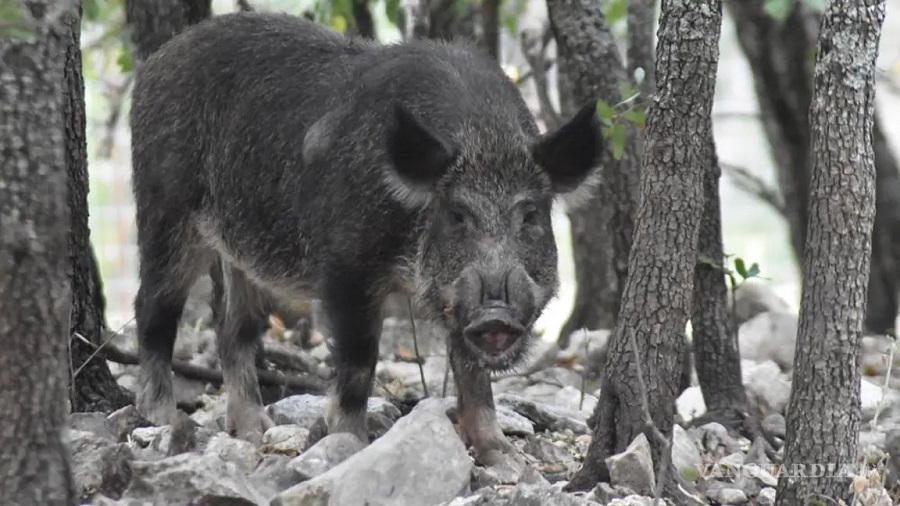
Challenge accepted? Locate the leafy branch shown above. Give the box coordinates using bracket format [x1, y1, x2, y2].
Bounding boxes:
[594, 67, 650, 160]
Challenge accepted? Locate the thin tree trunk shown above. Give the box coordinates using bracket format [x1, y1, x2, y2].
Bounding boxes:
[690, 133, 755, 426]
[775, 0, 884, 503]
[481, 0, 500, 59]
[565, 0, 722, 499]
[626, 0, 656, 97]
[350, 0, 376, 39]
[548, 0, 640, 347]
[64, 2, 133, 414]
[726, 0, 900, 335]
[124, 0, 210, 63]
[0, 2, 76, 503]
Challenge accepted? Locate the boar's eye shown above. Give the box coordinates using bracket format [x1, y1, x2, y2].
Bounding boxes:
[522, 206, 539, 226]
[444, 204, 472, 231]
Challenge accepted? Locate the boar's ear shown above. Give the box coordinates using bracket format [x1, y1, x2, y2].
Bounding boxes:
[530, 100, 604, 207]
[384, 104, 458, 208]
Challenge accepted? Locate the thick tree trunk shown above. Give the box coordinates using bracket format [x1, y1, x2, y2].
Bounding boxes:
[726, 0, 900, 335]
[0, 2, 76, 503]
[565, 0, 722, 499]
[775, 0, 884, 503]
[64, 3, 133, 414]
[548, 0, 640, 347]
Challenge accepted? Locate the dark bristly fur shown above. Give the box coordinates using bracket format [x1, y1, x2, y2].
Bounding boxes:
[129, 11, 603, 463]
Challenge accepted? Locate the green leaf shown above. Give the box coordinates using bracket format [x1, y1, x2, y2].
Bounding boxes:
[595, 99, 614, 126]
[763, 0, 792, 21]
[681, 467, 700, 483]
[385, 0, 401, 24]
[747, 262, 761, 278]
[803, 0, 827, 12]
[734, 257, 748, 279]
[603, 0, 627, 26]
[116, 45, 133, 72]
[610, 122, 626, 160]
[622, 108, 646, 128]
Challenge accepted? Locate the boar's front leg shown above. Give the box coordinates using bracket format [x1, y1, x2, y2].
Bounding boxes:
[449, 344, 520, 466]
[215, 262, 275, 444]
[322, 275, 382, 444]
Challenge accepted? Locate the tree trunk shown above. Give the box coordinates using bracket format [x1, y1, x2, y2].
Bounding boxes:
[726, 0, 900, 335]
[64, 2, 134, 414]
[480, 0, 500, 59]
[350, 0, 376, 39]
[565, 0, 722, 499]
[124, 0, 211, 63]
[0, 2, 76, 503]
[548, 0, 640, 347]
[690, 132, 753, 425]
[775, 0, 884, 503]
[626, 0, 656, 97]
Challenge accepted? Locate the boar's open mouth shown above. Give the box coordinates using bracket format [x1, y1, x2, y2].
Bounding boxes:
[460, 305, 529, 369]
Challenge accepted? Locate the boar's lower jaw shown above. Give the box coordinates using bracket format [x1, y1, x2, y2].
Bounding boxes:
[456, 328, 534, 371]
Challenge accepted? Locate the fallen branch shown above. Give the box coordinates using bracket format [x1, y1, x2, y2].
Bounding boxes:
[102, 344, 326, 394]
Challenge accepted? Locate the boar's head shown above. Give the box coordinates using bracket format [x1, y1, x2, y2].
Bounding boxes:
[378, 101, 604, 371]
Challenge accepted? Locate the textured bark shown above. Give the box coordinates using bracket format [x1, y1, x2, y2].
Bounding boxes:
[565, 0, 722, 498]
[626, 0, 656, 97]
[775, 0, 884, 503]
[64, 3, 133, 414]
[548, 0, 640, 346]
[727, 0, 900, 335]
[350, 0, 376, 39]
[480, 0, 499, 59]
[690, 132, 750, 418]
[0, 2, 76, 503]
[124, 0, 211, 62]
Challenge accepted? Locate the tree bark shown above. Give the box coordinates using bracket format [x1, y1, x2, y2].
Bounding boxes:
[64, 2, 133, 414]
[626, 0, 656, 97]
[775, 0, 884, 503]
[565, 0, 722, 499]
[480, 0, 500, 59]
[548, 0, 640, 347]
[726, 0, 900, 335]
[690, 132, 756, 428]
[0, 2, 76, 503]
[124, 0, 211, 63]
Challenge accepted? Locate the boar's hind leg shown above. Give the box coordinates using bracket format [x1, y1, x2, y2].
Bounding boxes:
[322, 276, 383, 444]
[215, 261, 276, 444]
[134, 221, 208, 427]
[450, 346, 519, 466]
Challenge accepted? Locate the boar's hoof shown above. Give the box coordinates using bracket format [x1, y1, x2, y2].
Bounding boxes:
[226, 406, 275, 445]
[136, 397, 178, 428]
[473, 436, 523, 469]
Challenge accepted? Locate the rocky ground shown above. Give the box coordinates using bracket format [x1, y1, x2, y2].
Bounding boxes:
[71, 282, 900, 505]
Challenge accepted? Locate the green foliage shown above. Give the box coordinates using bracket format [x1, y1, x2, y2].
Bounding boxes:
[681, 467, 700, 483]
[0, 0, 32, 38]
[603, 0, 627, 27]
[764, 0, 826, 21]
[502, 0, 529, 37]
[592, 69, 649, 160]
[384, 0, 401, 25]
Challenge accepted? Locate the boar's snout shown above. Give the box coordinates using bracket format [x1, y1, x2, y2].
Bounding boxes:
[452, 264, 538, 369]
